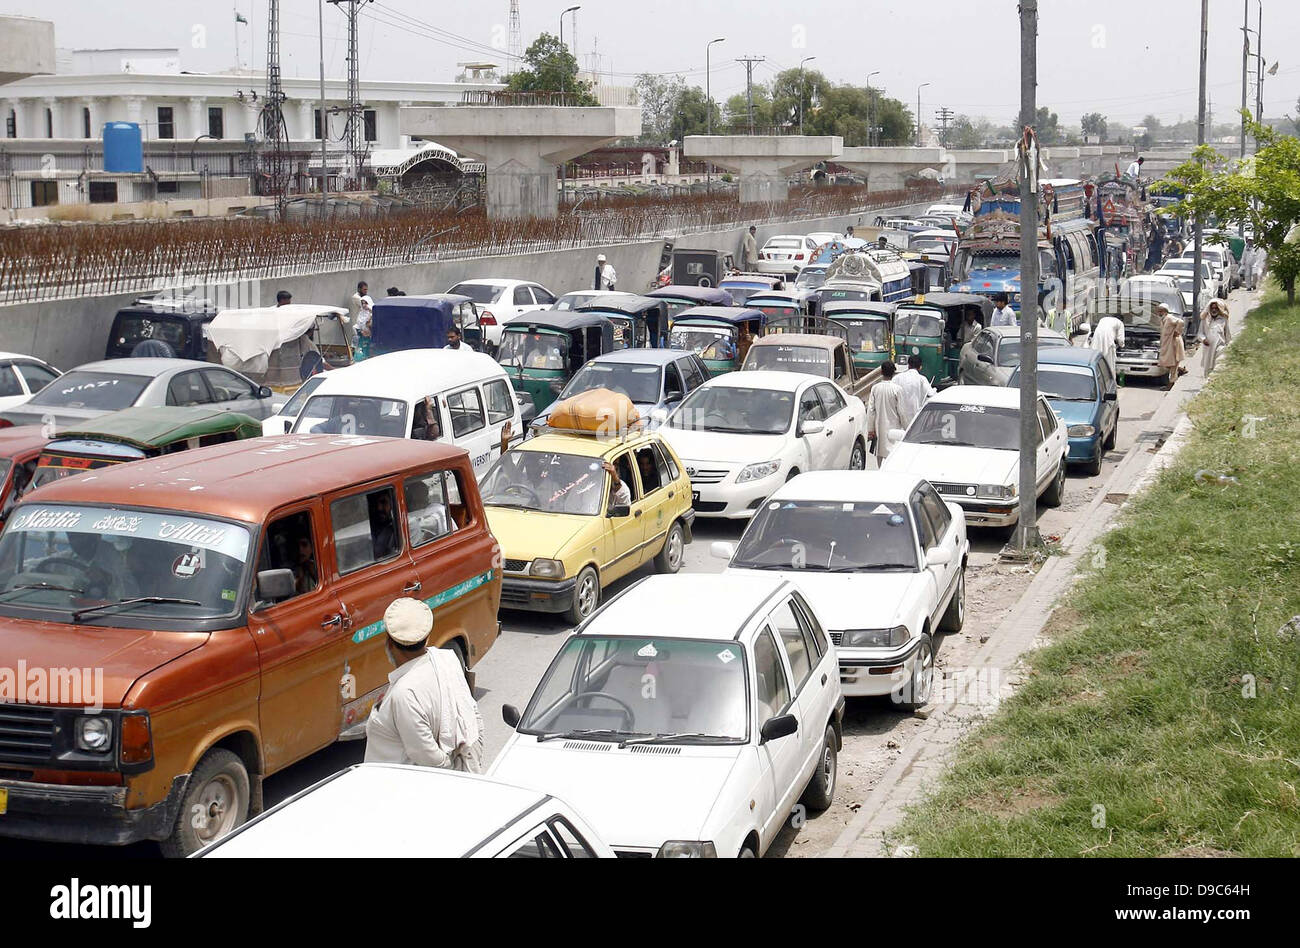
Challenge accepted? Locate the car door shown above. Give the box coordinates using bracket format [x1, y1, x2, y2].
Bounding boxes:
[165, 369, 216, 408]
[768, 597, 828, 791]
[964, 331, 996, 385]
[814, 382, 855, 466]
[1035, 396, 1063, 491]
[602, 449, 646, 580]
[661, 361, 685, 412]
[0, 363, 27, 412]
[751, 625, 802, 848]
[908, 488, 944, 615]
[916, 483, 962, 618]
[14, 360, 59, 399]
[482, 376, 521, 469]
[1095, 360, 1118, 443]
[442, 384, 491, 475]
[512, 285, 536, 319]
[797, 384, 834, 472]
[203, 367, 270, 419]
[630, 442, 674, 556]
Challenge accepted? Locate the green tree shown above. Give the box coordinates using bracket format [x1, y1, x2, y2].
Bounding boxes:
[505, 33, 599, 105]
[724, 84, 774, 130]
[635, 73, 686, 141]
[673, 86, 718, 138]
[1164, 114, 1300, 303]
[1081, 112, 1108, 143]
[1035, 107, 1062, 145]
[950, 114, 993, 149]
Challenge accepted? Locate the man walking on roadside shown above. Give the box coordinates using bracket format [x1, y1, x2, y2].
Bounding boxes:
[1156, 303, 1186, 391]
[990, 292, 1018, 327]
[866, 361, 907, 464]
[594, 254, 617, 291]
[894, 355, 935, 426]
[742, 226, 759, 271]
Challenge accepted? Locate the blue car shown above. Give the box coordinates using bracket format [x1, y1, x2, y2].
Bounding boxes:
[1007, 347, 1118, 476]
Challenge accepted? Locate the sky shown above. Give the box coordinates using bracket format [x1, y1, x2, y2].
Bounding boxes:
[7, 0, 1298, 129]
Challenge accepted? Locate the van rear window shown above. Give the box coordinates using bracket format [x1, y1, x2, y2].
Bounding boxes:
[28, 371, 151, 410]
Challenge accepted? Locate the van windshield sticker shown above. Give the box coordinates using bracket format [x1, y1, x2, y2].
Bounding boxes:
[7, 506, 251, 561]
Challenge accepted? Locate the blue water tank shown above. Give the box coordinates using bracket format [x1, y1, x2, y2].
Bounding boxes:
[103, 122, 143, 173]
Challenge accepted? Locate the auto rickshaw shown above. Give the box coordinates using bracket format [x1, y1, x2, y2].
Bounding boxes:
[29, 405, 263, 492]
[368, 294, 477, 356]
[818, 301, 897, 376]
[206, 304, 354, 393]
[893, 292, 994, 386]
[0, 426, 51, 525]
[496, 312, 618, 414]
[575, 295, 670, 349]
[667, 306, 766, 377]
[645, 285, 734, 324]
[744, 292, 806, 323]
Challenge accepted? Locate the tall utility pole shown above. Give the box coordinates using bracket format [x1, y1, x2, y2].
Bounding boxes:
[1193, 0, 1208, 325]
[866, 71, 880, 146]
[1240, 0, 1249, 161]
[935, 107, 954, 147]
[261, 0, 290, 217]
[327, 0, 371, 191]
[1255, 2, 1264, 127]
[1015, 0, 1040, 553]
[507, 0, 522, 75]
[736, 56, 766, 133]
[915, 82, 931, 145]
[705, 37, 725, 191]
[558, 6, 580, 207]
[318, 0, 328, 199]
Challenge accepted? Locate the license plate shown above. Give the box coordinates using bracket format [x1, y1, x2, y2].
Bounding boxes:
[0, 788, 7, 815]
[692, 491, 700, 505]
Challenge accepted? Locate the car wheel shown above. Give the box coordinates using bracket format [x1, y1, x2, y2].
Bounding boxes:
[938, 565, 965, 632]
[848, 438, 867, 471]
[895, 633, 934, 712]
[1042, 460, 1065, 507]
[739, 842, 758, 858]
[567, 566, 600, 626]
[1103, 420, 1117, 451]
[653, 521, 685, 574]
[1084, 446, 1103, 477]
[799, 723, 838, 812]
[785, 468, 800, 482]
[160, 748, 250, 857]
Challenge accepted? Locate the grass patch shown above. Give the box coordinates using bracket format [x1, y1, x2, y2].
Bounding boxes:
[896, 291, 1300, 857]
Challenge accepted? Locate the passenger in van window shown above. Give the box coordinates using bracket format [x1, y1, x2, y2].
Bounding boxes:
[637, 450, 661, 493]
[370, 492, 398, 560]
[412, 397, 441, 441]
[603, 460, 631, 511]
[406, 477, 452, 543]
[293, 535, 318, 594]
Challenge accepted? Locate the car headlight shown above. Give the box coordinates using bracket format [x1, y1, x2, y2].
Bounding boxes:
[75, 715, 113, 753]
[736, 460, 781, 483]
[1067, 425, 1096, 438]
[840, 626, 910, 648]
[978, 483, 1015, 500]
[657, 840, 718, 858]
[529, 558, 565, 578]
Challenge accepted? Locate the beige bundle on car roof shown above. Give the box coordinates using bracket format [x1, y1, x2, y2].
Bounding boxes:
[547, 388, 642, 435]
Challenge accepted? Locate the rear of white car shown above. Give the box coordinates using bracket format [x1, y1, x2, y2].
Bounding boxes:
[757, 235, 818, 276]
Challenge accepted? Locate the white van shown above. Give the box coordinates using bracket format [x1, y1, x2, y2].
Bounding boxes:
[283, 349, 525, 478]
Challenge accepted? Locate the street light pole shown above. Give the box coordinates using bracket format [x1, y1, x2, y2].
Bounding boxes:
[916, 82, 931, 146]
[558, 6, 580, 208]
[706, 37, 725, 192]
[318, 0, 328, 199]
[866, 71, 880, 146]
[1193, 0, 1208, 327]
[799, 56, 816, 134]
[1255, 0, 1264, 127]
[1015, 1, 1040, 553]
[1241, 0, 1249, 162]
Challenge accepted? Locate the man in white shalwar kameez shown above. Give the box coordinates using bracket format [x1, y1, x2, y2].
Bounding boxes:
[364, 598, 484, 773]
[893, 355, 935, 426]
[866, 361, 908, 463]
[1090, 314, 1125, 376]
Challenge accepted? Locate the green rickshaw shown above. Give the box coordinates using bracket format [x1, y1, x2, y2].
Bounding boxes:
[497, 312, 618, 414]
[30, 405, 264, 491]
[893, 293, 994, 387]
[818, 301, 897, 377]
[667, 306, 766, 377]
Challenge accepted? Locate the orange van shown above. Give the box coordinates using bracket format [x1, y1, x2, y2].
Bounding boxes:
[0, 434, 501, 855]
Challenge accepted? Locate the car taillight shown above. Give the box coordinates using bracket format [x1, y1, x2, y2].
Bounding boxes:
[795, 253, 805, 261]
[0, 419, 11, 430]
[119, 711, 154, 767]
[480, 311, 497, 326]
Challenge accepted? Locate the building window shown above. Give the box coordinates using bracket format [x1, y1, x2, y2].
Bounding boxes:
[157, 181, 180, 194]
[314, 108, 323, 140]
[157, 106, 175, 139]
[31, 181, 58, 207]
[5, 109, 15, 138]
[45, 108, 53, 138]
[82, 107, 92, 139]
[208, 106, 224, 139]
[88, 181, 119, 204]
[363, 109, 377, 142]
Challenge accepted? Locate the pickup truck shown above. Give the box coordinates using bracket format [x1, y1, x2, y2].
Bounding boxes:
[741, 332, 877, 400]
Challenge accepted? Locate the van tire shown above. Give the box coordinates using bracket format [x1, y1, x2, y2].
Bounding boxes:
[654, 521, 686, 574]
[445, 640, 471, 686]
[161, 748, 250, 857]
[567, 566, 601, 626]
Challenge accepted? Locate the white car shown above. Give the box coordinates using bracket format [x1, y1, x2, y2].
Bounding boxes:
[260, 372, 328, 435]
[491, 573, 845, 858]
[806, 231, 843, 248]
[659, 371, 867, 519]
[1153, 266, 1215, 313]
[0, 353, 60, 412]
[882, 386, 1067, 532]
[756, 234, 821, 276]
[550, 289, 634, 312]
[925, 203, 968, 219]
[195, 763, 615, 857]
[716, 471, 967, 709]
[1171, 251, 1229, 298]
[444, 279, 557, 349]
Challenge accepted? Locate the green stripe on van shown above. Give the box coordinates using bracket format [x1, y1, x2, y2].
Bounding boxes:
[350, 568, 495, 644]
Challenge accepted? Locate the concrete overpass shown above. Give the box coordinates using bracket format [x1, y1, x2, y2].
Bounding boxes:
[684, 135, 843, 204]
[0, 15, 54, 86]
[835, 147, 1014, 190]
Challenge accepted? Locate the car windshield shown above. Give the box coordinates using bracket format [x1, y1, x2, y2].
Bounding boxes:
[0, 505, 252, 623]
[743, 345, 831, 376]
[497, 330, 567, 370]
[796, 269, 828, 289]
[895, 311, 944, 337]
[519, 635, 748, 742]
[112, 314, 191, 353]
[562, 362, 661, 405]
[28, 371, 150, 411]
[968, 250, 1020, 271]
[291, 395, 409, 437]
[669, 385, 794, 435]
[1009, 367, 1097, 401]
[481, 451, 605, 515]
[447, 283, 503, 305]
[552, 293, 594, 311]
[670, 326, 736, 361]
[733, 501, 917, 572]
[911, 239, 951, 254]
[998, 336, 1065, 367]
[906, 403, 1020, 450]
[280, 375, 326, 419]
[840, 320, 889, 353]
[764, 238, 802, 250]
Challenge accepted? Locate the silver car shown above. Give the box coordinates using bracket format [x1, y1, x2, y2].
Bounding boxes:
[0, 358, 274, 431]
[958, 325, 1069, 387]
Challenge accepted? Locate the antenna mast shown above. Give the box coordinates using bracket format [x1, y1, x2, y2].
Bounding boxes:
[508, 1, 523, 74]
[327, 0, 373, 191]
[260, 0, 290, 217]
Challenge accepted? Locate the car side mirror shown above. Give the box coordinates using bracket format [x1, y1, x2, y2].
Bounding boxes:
[800, 419, 824, 437]
[710, 541, 735, 561]
[977, 353, 994, 365]
[282, 418, 292, 433]
[256, 568, 296, 603]
[665, 390, 683, 403]
[887, 428, 906, 445]
[925, 547, 953, 568]
[502, 704, 521, 729]
[256, 385, 273, 399]
[759, 714, 798, 744]
[1104, 390, 1117, 401]
[608, 503, 631, 519]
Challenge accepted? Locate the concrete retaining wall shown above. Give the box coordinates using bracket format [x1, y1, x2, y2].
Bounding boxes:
[0, 199, 930, 369]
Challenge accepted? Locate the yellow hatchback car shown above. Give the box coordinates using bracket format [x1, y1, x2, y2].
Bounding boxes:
[481, 402, 695, 625]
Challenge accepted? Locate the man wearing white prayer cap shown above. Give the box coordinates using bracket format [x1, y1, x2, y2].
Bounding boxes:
[363, 598, 485, 772]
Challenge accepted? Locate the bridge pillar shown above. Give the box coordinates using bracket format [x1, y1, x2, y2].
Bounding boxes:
[683, 135, 843, 204]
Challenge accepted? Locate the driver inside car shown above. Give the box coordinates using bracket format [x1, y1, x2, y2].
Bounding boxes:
[63, 532, 129, 601]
